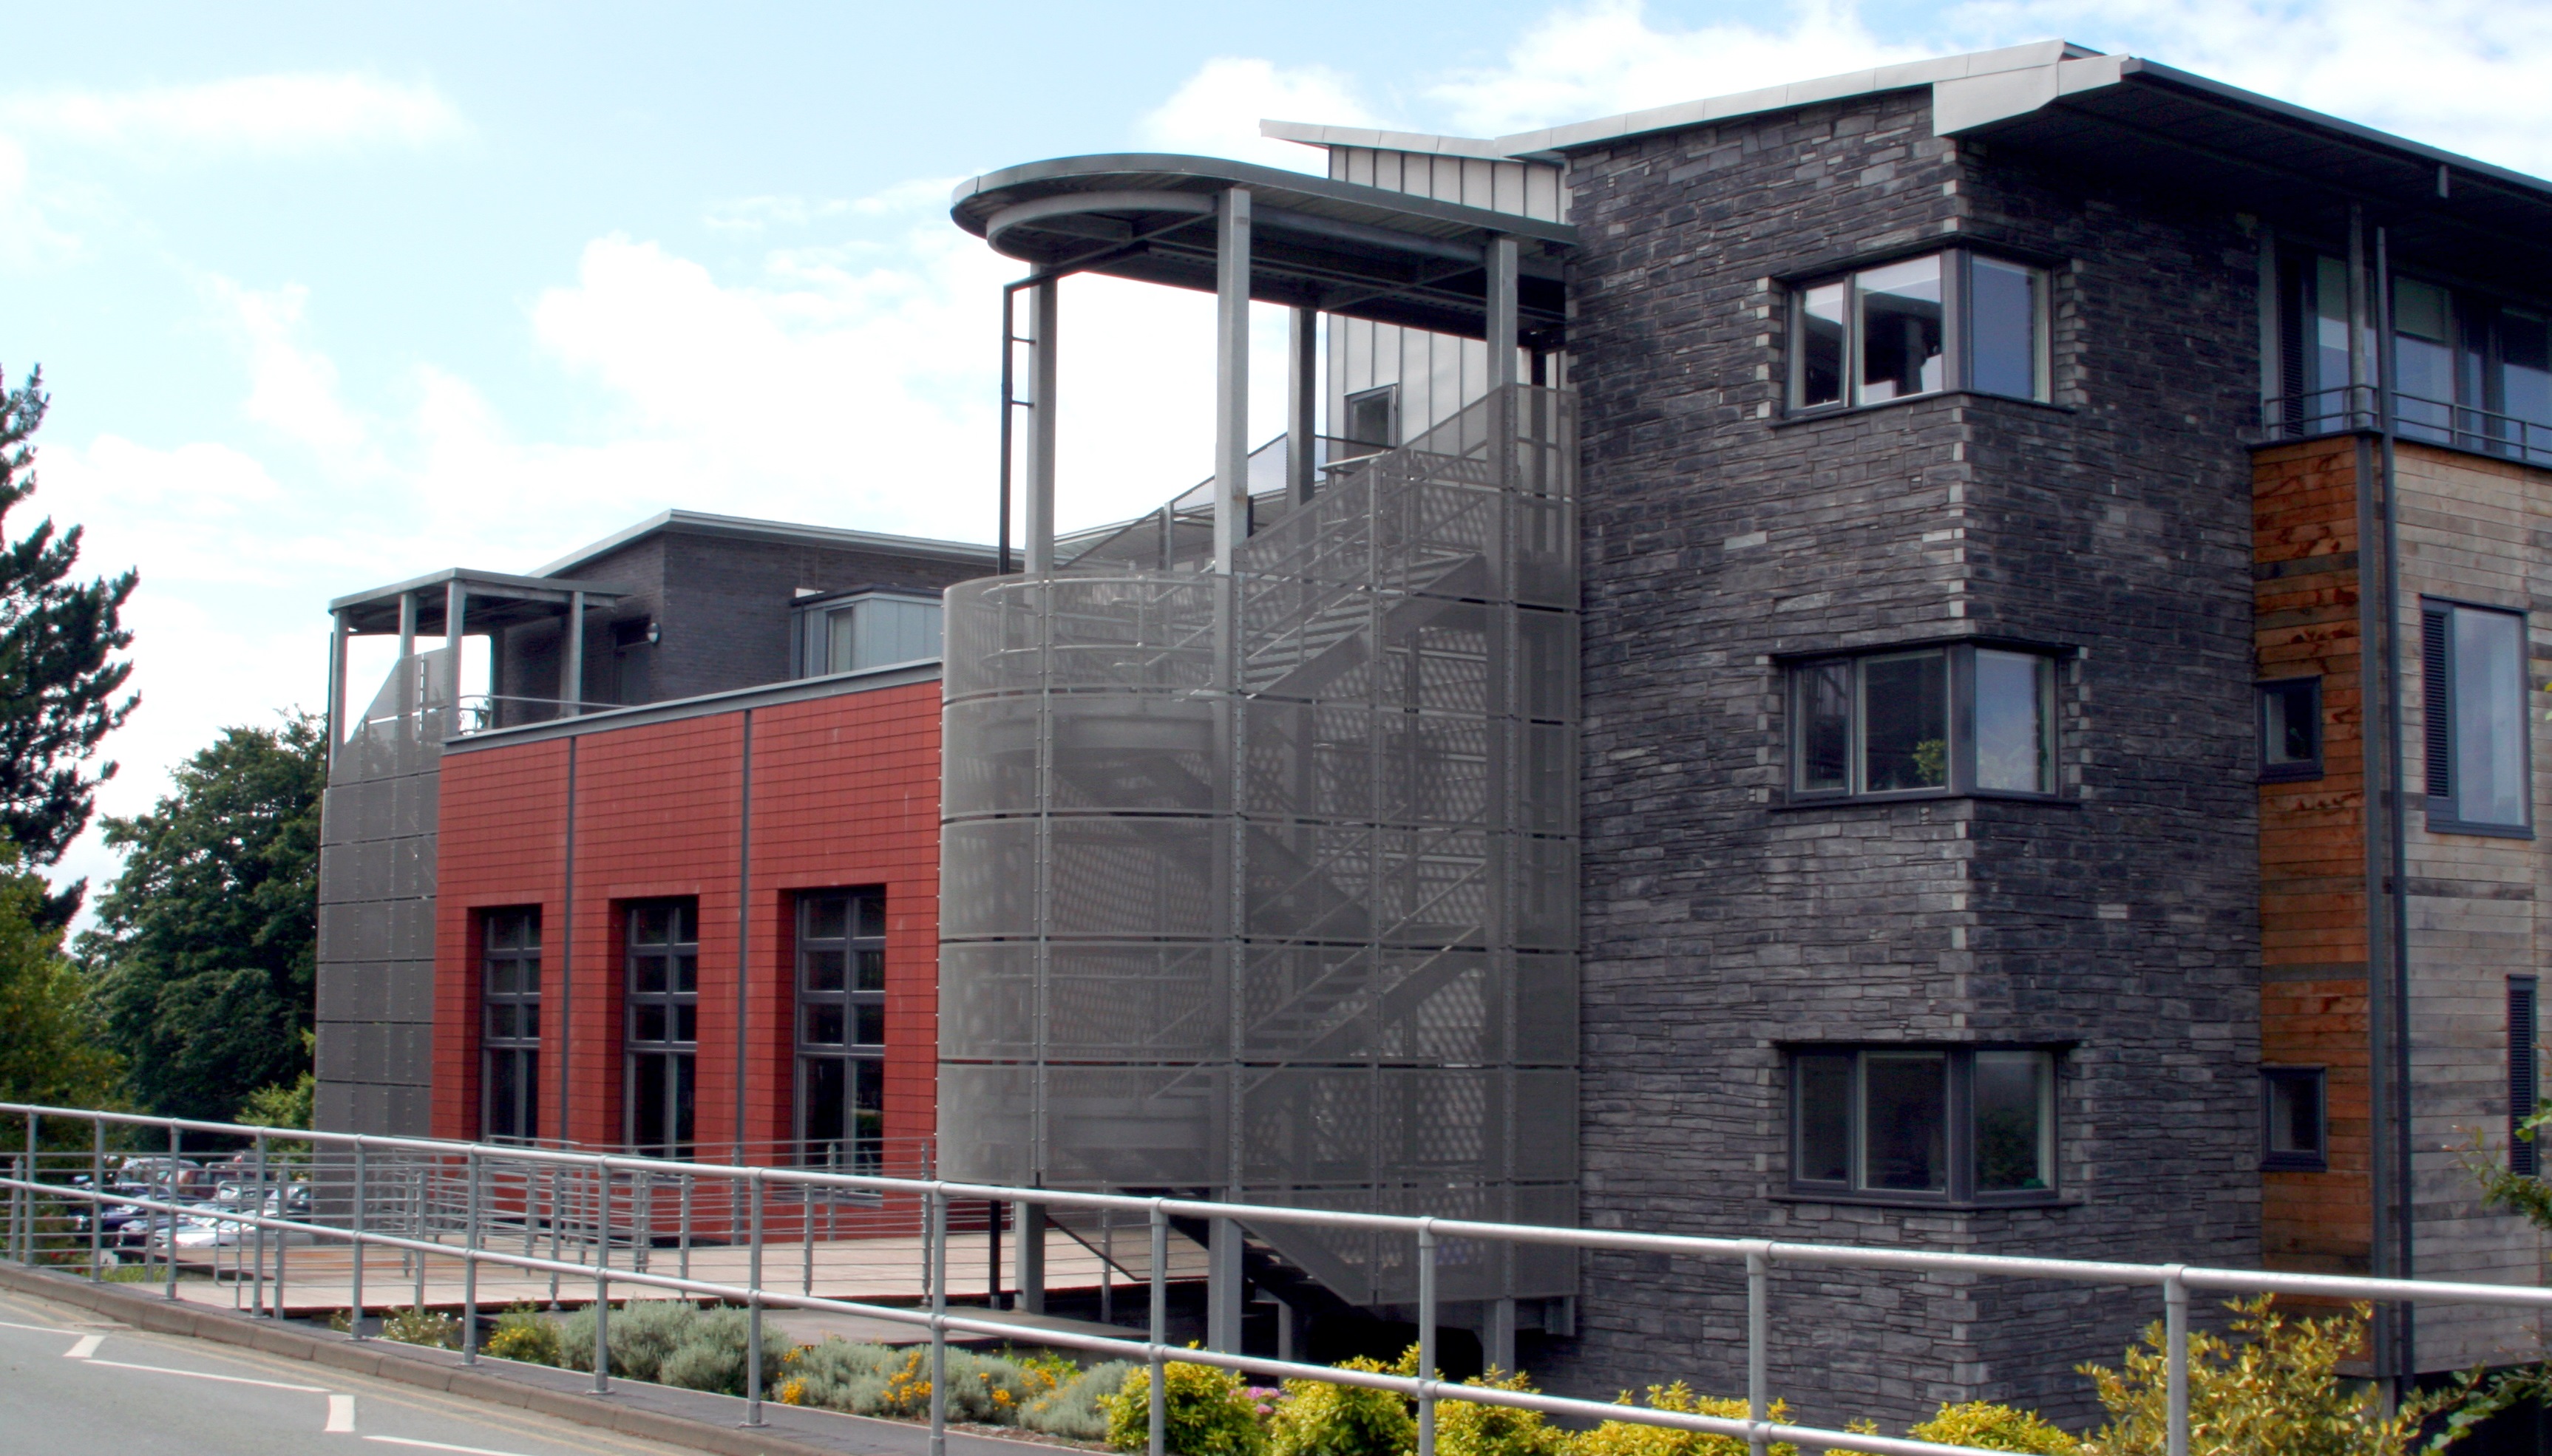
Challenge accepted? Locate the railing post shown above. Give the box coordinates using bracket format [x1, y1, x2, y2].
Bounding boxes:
[1149, 1200, 1167, 1456]
[679, 1171, 693, 1283]
[1745, 1241, 1771, 1456]
[1418, 1220, 1438, 1456]
[23, 1112, 36, 1265]
[462, 1146, 481, 1363]
[593, 1158, 612, 1395]
[251, 1130, 269, 1315]
[163, 1122, 180, 1300]
[88, 1117, 102, 1280]
[747, 1168, 766, 1427]
[410, 1160, 427, 1310]
[929, 1183, 948, 1456]
[2164, 1267, 2189, 1456]
[350, 1138, 367, 1333]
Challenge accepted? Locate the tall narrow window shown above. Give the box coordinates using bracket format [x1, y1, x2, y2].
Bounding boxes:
[1789, 1047, 2057, 1200]
[1856, 256, 1944, 403]
[1791, 643, 2058, 799]
[481, 908, 541, 1144]
[625, 899, 699, 1159]
[1966, 256, 2046, 401]
[2261, 1068, 2328, 1171]
[2512, 977, 2540, 1179]
[2393, 278, 2458, 443]
[798, 888, 886, 1171]
[1790, 250, 2050, 410]
[2423, 600, 2531, 834]
[2258, 678, 2324, 782]
[1973, 649, 2056, 794]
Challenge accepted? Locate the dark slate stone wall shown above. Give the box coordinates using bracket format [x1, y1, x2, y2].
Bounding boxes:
[1547, 88, 2262, 1429]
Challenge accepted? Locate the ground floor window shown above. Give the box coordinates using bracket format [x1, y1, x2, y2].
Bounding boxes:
[481, 907, 541, 1143]
[625, 898, 699, 1158]
[1790, 1046, 2057, 1200]
[797, 888, 886, 1171]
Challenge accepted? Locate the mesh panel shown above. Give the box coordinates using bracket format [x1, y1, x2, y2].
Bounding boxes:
[942, 386, 1580, 1303]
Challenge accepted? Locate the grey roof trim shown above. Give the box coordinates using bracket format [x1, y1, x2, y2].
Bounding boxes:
[950, 153, 1578, 248]
[534, 508, 998, 579]
[1491, 39, 2091, 154]
[330, 567, 628, 614]
[1258, 120, 1521, 161]
[441, 659, 944, 754]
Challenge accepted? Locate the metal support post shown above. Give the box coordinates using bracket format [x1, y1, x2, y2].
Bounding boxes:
[594, 1162, 612, 1395]
[929, 1185, 948, 1456]
[1745, 1242, 1771, 1456]
[1100, 1208, 1114, 1327]
[1418, 1222, 1439, 1456]
[165, 1123, 182, 1299]
[1487, 1298, 1515, 1376]
[1286, 304, 1317, 508]
[747, 1171, 765, 1426]
[2164, 1267, 2190, 1456]
[1018, 1198, 1045, 1315]
[325, 611, 347, 773]
[1208, 1214, 1243, 1353]
[679, 1172, 692, 1282]
[988, 1197, 1002, 1307]
[88, 1119, 101, 1279]
[445, 579, 469, 712]
[411, 1163, 427, 1310]
[1212, 186, 1252, 572]
[1149, 1202, 1168, 1456]
[397, 592, 418, 730]
[1024, 276, 1059, 575]
[563, 591, 586, 716]
[462, 1149, 481, 1362]
[350, 1140, 366, 1331]
[251, 1132, 268, 1315]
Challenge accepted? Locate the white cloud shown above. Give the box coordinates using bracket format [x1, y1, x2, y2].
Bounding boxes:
[1, 73, 466, 157]
[1140, 57, 1379, 171]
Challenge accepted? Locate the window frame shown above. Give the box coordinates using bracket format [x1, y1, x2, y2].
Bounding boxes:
[622, 897, 700, 1160]
[2420, 596, 2535, 839]
[2260, 1067, 2329, 1172]
[1785, 1045, 2063, 1205]
[1786, 248, 2052, 414]
[1785, 641, 2064, 803]
[1340, 384, 1399, 455]
[2256, 676, 2326, 783]
[479, 906, 543, 1146]
[793, 887, 889, 1172]
[789, 589, 944, 680]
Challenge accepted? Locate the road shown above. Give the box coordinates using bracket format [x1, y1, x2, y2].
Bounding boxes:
[0, 1282, 693, 1456]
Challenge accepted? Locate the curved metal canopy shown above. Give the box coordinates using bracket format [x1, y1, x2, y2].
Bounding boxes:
[951, 154, 1575, 345]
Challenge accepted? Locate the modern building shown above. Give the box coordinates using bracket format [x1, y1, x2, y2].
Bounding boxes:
[314, 34, 2552, 1432]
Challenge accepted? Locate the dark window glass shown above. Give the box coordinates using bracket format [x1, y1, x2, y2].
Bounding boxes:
[798, 888, 887, 1171]
[1857, 256, 1944, 403]
[1797, 282, 1847, 408]
[1790, 1047, 2060, 1200]
[2502, 309, 2552, 432]
[1968, 256, 2042, 401]
[1343, 386, 1397, 451]
[481, 908, 541, 1144]
[1974, 1051, 2051, 1191]
[2262, 1068, 2327, 1171]
[1974, 649, 2053, 794]
[2394, 277, 2458, 442]
[2424, 602, 2531, 832]
[2259, 678, 2324, 780]
[1794, 660, 1850, 793]
[1794, 1055, 1853, 1184]
[1860, 650, 1948, 792]
[625, 898, 699, 1159]
[1862, 1052, 1947, 1191]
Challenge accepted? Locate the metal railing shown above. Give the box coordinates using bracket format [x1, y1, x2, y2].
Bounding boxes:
[12, 1103, 2552, 1456]
[2259, 383, 2552, 466]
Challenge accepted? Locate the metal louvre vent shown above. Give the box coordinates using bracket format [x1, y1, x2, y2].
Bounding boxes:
[2423, 608, 2453, 800]
[2512, 976, 2539, 1179]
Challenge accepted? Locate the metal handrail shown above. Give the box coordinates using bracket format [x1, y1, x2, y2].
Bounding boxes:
[9, 1103, 2548, 1456]
[2260, 383, 2552, 466]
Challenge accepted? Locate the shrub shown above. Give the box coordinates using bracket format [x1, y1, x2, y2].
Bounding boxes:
[1025, 1361, 1136, 1441]
[2078, 1295, 2468, 1456]
[557, 1299, 699, 1382]
[787, 1338, 908, 1415]
[1268, 1352, 1415, 1456]
[656, 1306, 794, 1398]
[1567, 1382, 1796, 1456]
[381, 1306, 459, 1350]
[1441, 1367, 1567, 1456]
[1106, 1358, 1270, 1456]
[483, 1303, 562, 1367]
[781, 1341, 1050, 1425]
[1907, 1403, 2079, 1455]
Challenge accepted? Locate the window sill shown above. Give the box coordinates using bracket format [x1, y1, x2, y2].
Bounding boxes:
[2258, 764, 2325, 784]
[1773, 1189, 2075, 1211]
[1773, 789, 2076, 811]
[2423, 815, 2535, 840]
[1772, 390, 2071, 429]
[2261, 1156, 2329, 1173]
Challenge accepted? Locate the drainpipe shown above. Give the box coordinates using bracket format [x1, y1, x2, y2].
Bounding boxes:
[2373, 224, 2415, 1381]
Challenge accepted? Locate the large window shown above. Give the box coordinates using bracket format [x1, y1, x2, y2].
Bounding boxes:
[481, 908, 541, 1144]
[2421, 600, 2531, 836]
[625, 899, 699, 1159]
[796, 888, 886, 1171]
[2276, 253, 2552, 461]
[793, 592, 943, 678]
[1791, 250, 2049, 412]
[1791, 644, 2058, 800]
[1791, 1047, 2057, 1200]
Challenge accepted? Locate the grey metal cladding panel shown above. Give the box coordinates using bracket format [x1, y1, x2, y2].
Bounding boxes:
[313, 1079, 359, 1134]
[1051, 944, 1218, 1059]
[1513, 952, 1578, 1066]
[934, 1063, 1038, 1185]
[390, 960, 438, 1021]
[1041, 1064, 1221, 1188]
[390, 898, 435, 960]
[314, 1022, 362, 1081]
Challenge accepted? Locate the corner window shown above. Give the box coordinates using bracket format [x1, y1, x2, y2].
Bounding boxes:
[625, 898, 699, 1160]
[1790, 1047, 2057, 1201]
[1791, 250, 2049, 411]
[2257, 678, 2324, 782]
[2422, 600, 2531, 835]
[793, 592, 943, 678]
[481, 908, 541, 1145]
[796, 888, 886, 1172]
[2261, 1067, 2327, 1171]
[1790, 644, 2058, 799]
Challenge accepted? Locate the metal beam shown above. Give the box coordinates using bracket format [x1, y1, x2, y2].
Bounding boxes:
[1025, 277, 1061, 574]
[1212, 188, 1252, 572]
[1286, 305, 1317, 508]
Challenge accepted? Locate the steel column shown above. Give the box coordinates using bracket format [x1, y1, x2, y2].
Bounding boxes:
[1418, 1222, 1438, 1456]
[929, 1185, 948, 1456]
[350, 1140, 367, 1330]
[747, 1170, 766, 1425]
[1485, 237, 1521, 392]
[325, 610, 347, 773]
[1148, 1202, 1167, 1456]
[464, 1148, 481, 1362]
[1017, 1198, 1045, 1315]
[1286, 304, 1317, 508]
[1025, 277, 1060, 575]
[445, 579, 469, 715]
[1212, 187, 1252, 572]
[563, 591, 586, 716]
[1745, 1242, 1770, 1456]
[2163, 1268, 2189, 1456]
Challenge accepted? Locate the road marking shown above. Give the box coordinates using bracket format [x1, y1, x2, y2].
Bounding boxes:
[0, 1318, 82, 1333]
[328, 1393, 359, 1433]
[364, 1437, 536, 1456]
[65, 1333, 103, 1358]
[74, 1355, 330, 1392]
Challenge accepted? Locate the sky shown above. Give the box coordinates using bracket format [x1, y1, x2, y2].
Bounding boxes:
[6, 0, 2551, 907]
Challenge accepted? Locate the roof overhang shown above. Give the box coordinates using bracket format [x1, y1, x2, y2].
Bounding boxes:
[330, 568, 628, 636]
[950, 154, 1575, 344]
[535, 508, 998, 579]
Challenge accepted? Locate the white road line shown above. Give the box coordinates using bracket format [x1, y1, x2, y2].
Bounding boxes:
[64, 1333, 103, 1358]
[74, 1355, 330, 1392]
[328, 1393, 359, 1433]
[363, 1437, 535, 1456]
[0, 1318, 83, 1333]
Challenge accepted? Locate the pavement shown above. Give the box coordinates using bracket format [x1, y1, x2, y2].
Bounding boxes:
[0, 1264, 1091, 1456]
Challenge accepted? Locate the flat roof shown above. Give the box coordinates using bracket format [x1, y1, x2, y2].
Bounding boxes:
[950, 153, 1574, 343]
[535, 508, 997, 578]
[330, 568, 628, 636]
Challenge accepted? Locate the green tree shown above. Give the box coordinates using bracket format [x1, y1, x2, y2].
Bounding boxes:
[0, 842, 121, 1107]
[0, 367, 139, 921]
[78, 714, 325, 1120]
